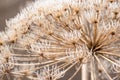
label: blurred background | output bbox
[0,0,34,31]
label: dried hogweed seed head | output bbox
[0,0,120,80]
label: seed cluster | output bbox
[0,0,120,80]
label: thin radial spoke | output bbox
[58,62,71,70]
[95,36,116,51]
[10,57,66,66]
[97,28,114,46]
[51,34,64,42]
[93,23,98,44]
[12,59,76,76]
[11,54,71,66]
[97,51,120,57]
[99,54,120,67]
[12,47,29,51]
[64,60,79,73]
[68,62,82,80]
[11,54,41,57]
[11,60,64,74]
[94,55,113,80]
[10,59,59,66]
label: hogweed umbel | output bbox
[0,0,120,80]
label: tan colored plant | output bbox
[0,0,120,80]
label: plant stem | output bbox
[81,63,88,80]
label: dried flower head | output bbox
[0,0,120,80]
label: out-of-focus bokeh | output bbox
[0,0,34,31]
